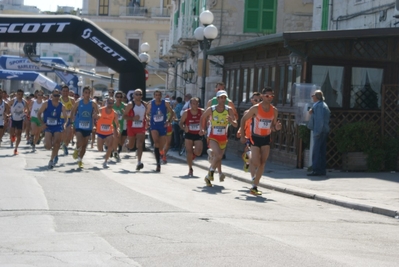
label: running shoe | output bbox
[207,148,213,164]
[13,149,18,155]
[243,163,250,172]
[103,161,109,168]
[155,165,161,172]
[219,173,225,182]
[208,169,214,181]
[188,168,193,176]
[54,155,59,165]
[204,175,212,187]
[78,159,84,168]
[62,144,68,155]
[250,187,262,196]
[72,149,78,160]
[136,163,144,171]
[48,160,54,169]
[115,153,121,162]
[32,144,36,152]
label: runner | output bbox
[70,86,99,168]
[112,91,127,162]
[24,94,33,145]
[96,97,120,168]
[161,110,174,164]
[28,89,44,152]
[124,88,147,171]
[145,90,174,172]
[60,85,75,155]
[179,97,204,176]
[206,82,239,180]
[0,89,10,147]
[236,92,262,177]
[239,87,282,195]
[200,90,238,187]
[8,89,28,155]
[37,89,68,169]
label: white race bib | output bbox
[46,118,57,126]
[189,123,200,131]
[212,126,226,135]
[101,124,111,132]
[259,119,272,129]
[154,114,164,122]
[132,120,143,128]
[79,121,90,129]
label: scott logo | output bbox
[0,22,70,33]
[81,28,126,62]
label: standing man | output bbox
[307,90,330,176]
[60,85,75,155]
[37,89,68,169]
[8,89,28,154]
[124,89,147,171]
[200,90,238,187]
[70,86,99,168]
[146,90,174,172]
[172,96,184,150]
[28,89,44,152]
[239,87,282,195]
[112,91,127,162]
[96,97,120,168]
[179,97,204,176]
[0,89,10,147]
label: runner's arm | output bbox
[179,110,187,131]
[123,103,133,120]
[37,102,48,126]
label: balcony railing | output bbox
[120,6,149,17]
[151,7,170,17]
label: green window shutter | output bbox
[181,1,185,15]
[174,10,179,26]
[321,0,329,30]
[244,0,276,33]
[53,53,58,57]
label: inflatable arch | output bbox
[0,14,146,98]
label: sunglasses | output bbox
[264,94,274,98]
[108,91,115,93]
[53,94,61,97]
[107,101,114,105]
[38,94,43,96]
[253,99,261,102]
[116,96,122,98]
[311,95,316,97]
[135,93,142,96]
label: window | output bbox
[163,0,171,7]
[350,67,383,109]
[321,0,329,31]
[312,65,344,108]
[99,0,109,16]
[128,39,139,55]
[244,0,277,34]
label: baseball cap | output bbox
[216,90,228,98]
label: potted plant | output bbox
[335,121,381,171]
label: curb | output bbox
[160,149,399,219]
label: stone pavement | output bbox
[163,145,399,219]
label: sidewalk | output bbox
[162,145,399,219]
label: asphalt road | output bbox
[0,142,398,266]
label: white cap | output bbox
[216,90,228,98]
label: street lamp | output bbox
[183,66,196,84]
[139,42,151,67]
[289,52,300,68]
[108,68,116,88]
[77,76,83,96]
[194,10,218,107]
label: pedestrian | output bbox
[239,87,282,195]
[37,89,68,169]
[96,97,120,168]
[200,90,238,187]
[124,89,147,170]
[307,90,330,176]
[8,89,28,155]
[145,90,175,172]
[172,96,184,150]
[179,97,204,176]
[70,86,100,168]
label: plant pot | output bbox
[342,152,367,171]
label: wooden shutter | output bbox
[244,0,276,33]
[321,0,329,31]
[261,0,276,34]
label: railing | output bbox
[119,6,149,17]
[151,7,170,17]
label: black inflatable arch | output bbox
[0,14,146,98]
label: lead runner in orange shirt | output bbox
[239,87,282,196]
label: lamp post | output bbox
[77,76,83,96]
[194,10,218,107]
[183,66,196,84]
[108,68,116,88]
[139,42,151,68]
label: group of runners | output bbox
[0,82,281,195]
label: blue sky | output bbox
[24,0,82,12]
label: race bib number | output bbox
[259,119,272,129]
[189,123,200,131]
[154,114,164,122]
[132,120,143,128]
[212,126,226,135]
[101,124,111,132]
[46,118,57,126]
[79,121,90,129]
[117,112,123,121]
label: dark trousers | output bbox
[312,132,328,175]
[172,123,181,148]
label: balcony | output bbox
[120,6,149,17]
[151,7,170,17]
